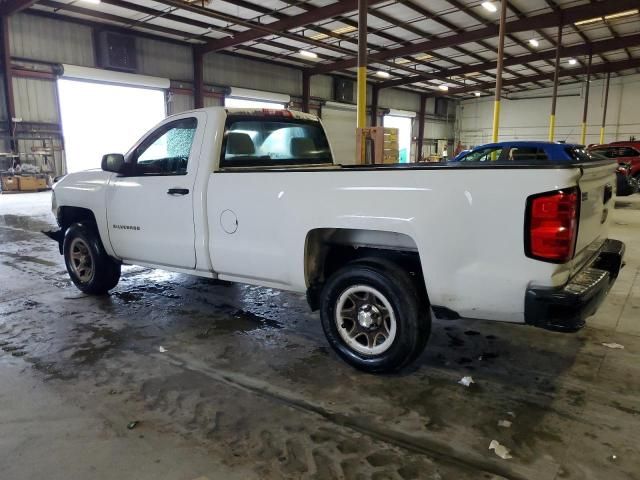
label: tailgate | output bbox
[572,161,617,275]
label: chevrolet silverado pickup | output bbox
[46,108,625,373]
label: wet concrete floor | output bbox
[1,191,639,480]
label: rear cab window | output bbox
[221,112,333,168]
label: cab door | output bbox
[105,112,206,269]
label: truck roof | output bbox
[175,106,319,122]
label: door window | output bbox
[459,146,504,162]
[618,147,640,157]
[506,147,549,161]
[130,118,197,175]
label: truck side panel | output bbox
[206,167,579,323]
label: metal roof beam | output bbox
[379,33,640,89]
[0,0,38,16]
[308,0,640,75]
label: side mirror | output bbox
[101,153,125,173]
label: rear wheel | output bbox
[320,258,430,373]
[63,223,121,294]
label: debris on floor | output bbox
[497,419,512,428]
[489,440,512,460]
[458,376,474,387]
[126,421,139,430]
[601,342,625,349]
[159,346,167,353]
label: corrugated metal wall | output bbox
[137,38,192,81]
[204,53,302,96]
[13,77,59,123]
[10,14,94,66]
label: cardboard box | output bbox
[1,176,19,191]
[17,176,48,191]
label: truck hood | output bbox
[54,169,112,193]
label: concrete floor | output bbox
[0,191,639,480]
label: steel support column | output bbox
[0,15,16,155]
[599,71,610,144]
[302,72,310,113]
[580,52,593,145]
[370,84,378,126]
[417,94,426,162]
[548,23,563,141]
[356,0,367,130]
[193,46,204,109]
[491,0,507,143]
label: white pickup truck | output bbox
[47,107,624,372]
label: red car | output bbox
[588,141,640,179]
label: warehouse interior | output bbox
[1,1,639,479]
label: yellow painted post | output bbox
[580,123,587,145]
[599,127,605,144]
[357,66,367,129]
[356,0,368,164]
[492,0,507,143]
[492,100,501,143]
[548,115,556,142]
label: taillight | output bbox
[525,188,579,263]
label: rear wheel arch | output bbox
[304,228,428,310]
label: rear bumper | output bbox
[525,239,625,332]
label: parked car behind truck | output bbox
[46,109,625,373]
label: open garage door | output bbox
[57,65,168,173]
[321,102,357,165]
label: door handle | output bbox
[167,188,189,196]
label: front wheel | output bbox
[319,258,430,373]
[63,223,121,294]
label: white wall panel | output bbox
[13,77,59,123]
[10,13,94,66]
[168,93,194,115]
[311,75,333,99]
[459,73,640,147]
[137,38,193,81]
[204,53,302,96]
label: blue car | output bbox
[450,141,593,163]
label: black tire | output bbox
[63,223,121,294]
[319,257,431,373]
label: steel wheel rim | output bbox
[335,285,397,356]
[69,238,94,284]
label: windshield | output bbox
[222,116,332,167]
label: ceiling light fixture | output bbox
[81,0,101,3]
[395,58,412,64]
[438,84,449,91]
[298,50,318,59]
[414,53,433,61]
[481,2,497,13]
[332,25,357,35]
[309,32,329,41]
[474,91,481,97]
[574,16,603,26]
[604,9,639,20]
[529,38,539,48]
[375,71,391,78]
[568,58,577,65]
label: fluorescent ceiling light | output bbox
[332,25,357,35]
[474,91,481,97]
[414,53,432,61]
[395,58,412,64]
[574,16,603,26]
[298,50,318,59]
[481,2,497,13]
[438,84,449,91]
[529,38,539,48]
[465,71,481,77]
[80,0,101,3]
[604,9,639,20]
[309,32,329,41]
[375,71,391,78]
[568,58,577,65]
